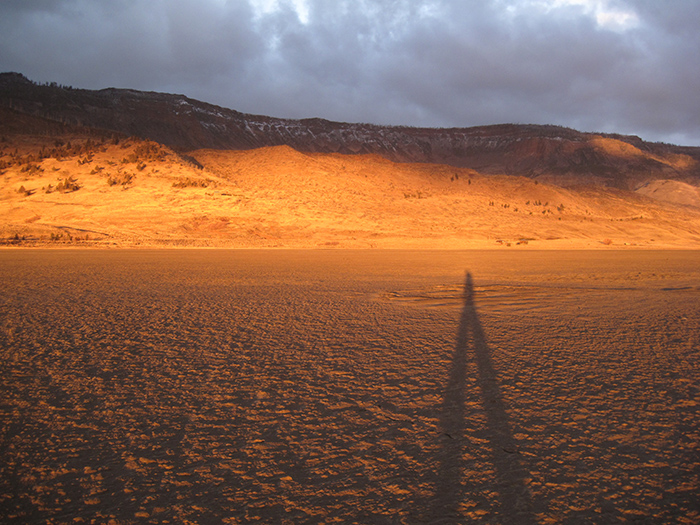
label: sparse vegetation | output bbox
[17,185,35,196]
[173,177,213,189]
[55,176,81,193]
[120,142,166,171]
[47,231,88,243]
[20,163,44,175]
[107,172,134,187]
[47,138,101,160]
[136,142,166,162]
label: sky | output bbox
[0,0,699,146]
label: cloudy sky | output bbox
[1,0,698,145]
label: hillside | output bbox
[2,72,700,191]
[2,129,700,248]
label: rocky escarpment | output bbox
[2,72,699,189]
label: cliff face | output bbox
[2,72,699,189]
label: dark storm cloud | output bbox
[0,0,262,93]
[1,0,699,145]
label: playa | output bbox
[1,249,698,523]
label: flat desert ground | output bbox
[1,249,699,524]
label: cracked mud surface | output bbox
[1,250,699,523]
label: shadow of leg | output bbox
[432,272,537,524]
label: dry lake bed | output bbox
[1,249,699,524]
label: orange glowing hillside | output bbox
[2,73,700,248]
[2,130,700,248]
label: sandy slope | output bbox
[2,135,700,248]
[636,180,700,208]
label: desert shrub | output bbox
[90,166,104,174]
[80,139,97,155]
[122,141,166,164]
[17,185,35,196]
[107,172,134,187]
[172,177,212,188]
[55,176,81,193]
[47,139,99,160]
[135,142,166,162]
[49,146,66,160]
[20,163,44,175]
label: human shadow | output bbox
[432,272,536,524]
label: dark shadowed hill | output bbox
[1,72,699,189]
